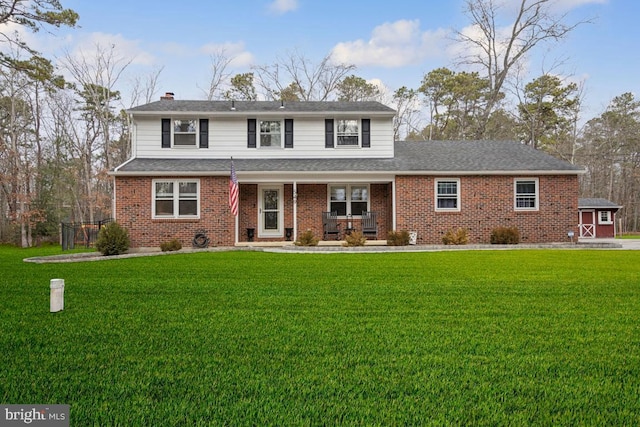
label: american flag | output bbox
[229,160,239,216]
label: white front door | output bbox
[258,185,283,237]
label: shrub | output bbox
[294,230,319,246]
[160,239,182,252]
[442,228,469,245]
[95,222,130,256]
[387,230,410,246]
[490,226,520,244]
[344,231,366,247]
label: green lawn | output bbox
[1,246,639,425]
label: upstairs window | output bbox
[173,119,197,146]
[259,120,282,148]
[337,119,359,146]
[514,179,538,211]
[161,118,208,148]
[435,179,460,211]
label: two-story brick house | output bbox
[110,96,584,248]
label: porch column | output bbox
[391,178,397,231]
[293,181,298,241]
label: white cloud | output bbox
[330,20,449,68]
[199,41,254,67]
[267,0,299,14]
[65,32,155,66]
[549,0,608,12]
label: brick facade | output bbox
[115,174,577,248]
[115,176,236,248]
[395,175,579,244]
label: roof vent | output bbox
[160,92,174,100]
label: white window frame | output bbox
[336,119,360,147]
[435,179,461,212]
[152,179,200,219]
[514,178,539,211]
[259,119,283,148]
[328,184,370,217]
[598,210,613,224]
[172,119,198,147]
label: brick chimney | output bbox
[160,92,175,100]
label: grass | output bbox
[1,245,639,425]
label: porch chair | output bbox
[361,211,378,240]
[322,211,341,240]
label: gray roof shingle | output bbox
[114,141,584,175]
[578,198,622,208]
[127,100,396,115]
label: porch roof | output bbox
[579,198,622,209]
[112,141,585,176]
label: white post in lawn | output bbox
[50,279,65,312]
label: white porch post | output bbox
[293,181,298,241]
[235,209,239,245]
[392,178,397,231]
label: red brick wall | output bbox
[395,175,578,244]
[116,174,577,247]
[115,176,235,248]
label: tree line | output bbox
[1,0,637,247]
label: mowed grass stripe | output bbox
[1,247,638,425]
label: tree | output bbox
[252,50,355,101]
[58,44,132,223]
[517,74,578,152]
[456,0,588,138]
[392,86,422,141]
[418,67,494,140]
[336,75,381,102]
[578,93,640,231]
[199,49,233,101]
[0,1,78,80]
[224,72,257,101]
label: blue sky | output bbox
[20,0,639,119]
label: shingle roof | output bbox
[578,198,622,209]
[127,100,396,115]
[114,141,584,175]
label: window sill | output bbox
[152,217,201,221]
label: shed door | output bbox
[579,210,595,238]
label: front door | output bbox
[258,185,283,238]
[579,210,595,238]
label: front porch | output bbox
[236,182,393,244]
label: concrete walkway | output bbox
[24,238,638,263]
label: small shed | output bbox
[578,198,623,238]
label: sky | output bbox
[14,0,640,120]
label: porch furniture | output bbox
[322,211,341,240]
[361,211,378,239]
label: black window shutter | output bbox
[361,119,370,148]
[325,119,334,148]
[161,118,171,148]
[248,119,257,148]
[199,119,209,149]
[284,119,294,148]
